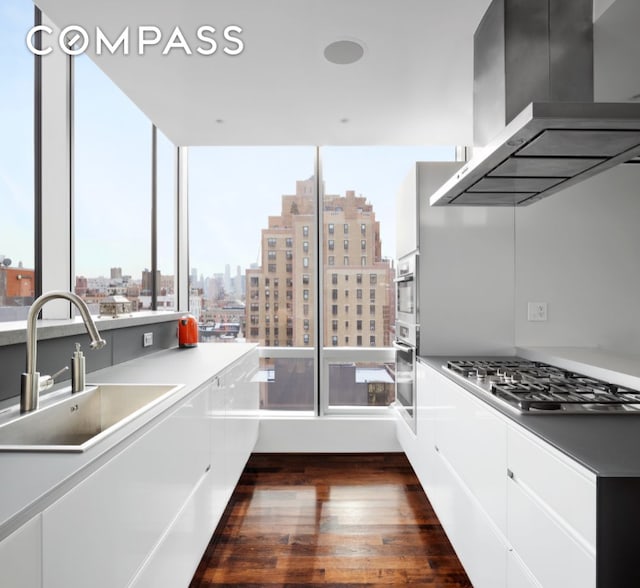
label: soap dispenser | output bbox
[71,342,86,393]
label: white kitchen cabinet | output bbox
[42,383,211,588]
[507,425,596,588]
[397,361,508,588]
[433,367,507,535]
[129,469,215,588]
[133,349,259,588]
[435,447,507,588]
[223,352,259,490]
[396,361,440,506]
[40,347,260,588]
[0,515,42,588]
[208,374,229,527]
[429,366,508,588]
[398,362,601,588]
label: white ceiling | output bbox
[35,0,493,147]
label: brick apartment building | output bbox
[246,178,395,349]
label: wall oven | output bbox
[394,339,416,432]
[394,252,418,433]
[396,253,417,329]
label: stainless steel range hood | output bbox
[430,0,640,207]
[430,101,640,206]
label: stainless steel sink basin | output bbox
[0,383,183,452]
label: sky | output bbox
[0,1,34,269]
[1,1,453,281]
[189,145,454,280]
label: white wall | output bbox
[417,163,516,356]
[514,164,640,354]
[255,417,401,453]
[511,0,640,355]
[594,0,640,101]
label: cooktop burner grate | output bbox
[444,358,640,414]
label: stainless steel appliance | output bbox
[430,0,640,207]
[395,253,418,343]
[443,358,640,414]
[394,253,418,432]
[394,340,416,431]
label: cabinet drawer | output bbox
[508,471,595,588]
[435,372,507,535]
[508,426,596,549]
[43,386,211,588]
[436,450,507,588]
[0,515,42,588]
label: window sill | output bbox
[0,311,183,347]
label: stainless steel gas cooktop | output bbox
[443,358,640,414]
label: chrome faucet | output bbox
[21,290,107,413]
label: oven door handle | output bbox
[393,274,414,283]
[393,341,415,354]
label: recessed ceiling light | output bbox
[324,40,364,65]
[215,119,224,124]
[340,118,350,124]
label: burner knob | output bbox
[476,368,487,380]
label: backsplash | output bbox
[514,164,640,355]
[0,321,177,404]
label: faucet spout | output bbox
[21,291,107,413]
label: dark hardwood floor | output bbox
[190,453,472,587]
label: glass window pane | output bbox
[258,357,314,410]
[328,361,395,406]
[189,146,316,411]
[322,145,454,408]
[156,129,175,310]
[0,2,34,320]
[74,54,151,313]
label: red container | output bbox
[178,315,198,347]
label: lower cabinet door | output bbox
[435,450,507,588]
[224,352,259,489]
[42,386,210,588]
[507,475,595,588]
[0,515,42,588]
[129,471,213,588]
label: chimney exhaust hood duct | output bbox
[430,0,640,207]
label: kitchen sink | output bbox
[0,383,183,452]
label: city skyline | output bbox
[2,7,455,280]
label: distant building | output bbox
[0,266,35,308]
[141,269,160,296]
[245,177,394,348]
[75,275,88,297]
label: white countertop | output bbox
[0,342,256,540]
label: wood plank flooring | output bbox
[190,453,472,587]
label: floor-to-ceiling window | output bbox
[73,54,152,314]
[0,2,35,320]
[320,146,455,412]
[189,146,317,411]
[188,145,455,414]
[156,129,176,310]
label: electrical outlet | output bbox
[143,332,153,347]
[527,302,548,322]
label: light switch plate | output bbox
[527,302,547,322]
[143,332,153,347]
